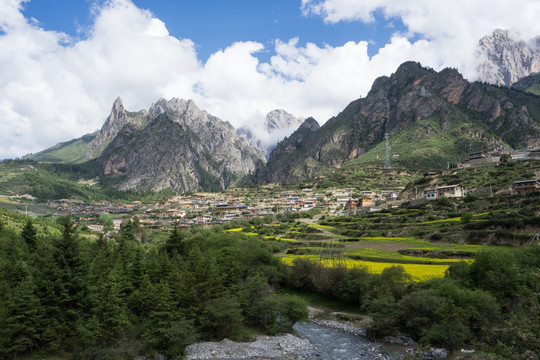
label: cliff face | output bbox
[87,97,149,158]
[252,61,540,184]
[98,98,265,193]
[477,29,540,86]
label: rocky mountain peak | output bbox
[477,29,540,86]
[297,117,320,132]
[237,109,305,158]
[251,61,540,184]
[98,98,265,193]
[264,109,305,133]
[87,97,149,156]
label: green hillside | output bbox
[345,116,502,171]
[0,159,171,203]
[25,132,97,164]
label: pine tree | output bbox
[0,275,42,358]
[93,271,128,343]
[164,224,185,257]
[21,219,37,251]
[52,217,89,345]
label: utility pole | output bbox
[385,133,391,169]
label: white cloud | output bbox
[301,0,540,78]
[1,0,539,158]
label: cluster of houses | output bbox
[421,179,540,201]
[74,187,405,232]
[47,199,144,216]
[44,146,540,232]
[465,147,540,166]
[421,147,540,199]
[54,172,540,233]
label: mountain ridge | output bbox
[250,61,540,184]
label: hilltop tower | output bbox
[384,133,391,169]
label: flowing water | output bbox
[293,322,396,360]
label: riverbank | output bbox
[184,333,316,360]
[184,309,394,360]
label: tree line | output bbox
[0,215,307,359]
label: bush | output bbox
[460,212,473,223]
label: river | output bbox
[293,321,396,360]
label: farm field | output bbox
[223,186,540,282]
[223,220,491,281]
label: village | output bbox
[46,171,540,234]
[40,146,540,233]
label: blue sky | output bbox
[1,0,540,158]
[22,0,406,61]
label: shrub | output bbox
[460,212,473,223]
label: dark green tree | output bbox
[143,281,196,357]
[21,219,37,251]
[239,273,279,333]
[164,224,185,257]
[93,271,128,343]
[51,216,89,346]
[201,295,244,340]
[0,275,42,359]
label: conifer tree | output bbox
[0,275,42,358]
[52,216,89,343]
[21,219,37,251]
[165,224,185,257]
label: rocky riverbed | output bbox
[184,333,317,360]
[184,319,394,360]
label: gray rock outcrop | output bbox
[98,98,265,193]
[477,29,540,86]
[87,97,149,157]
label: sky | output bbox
[1,0,540,159]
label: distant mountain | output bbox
[251,61,540,184]
[237,109,304,158]
[477,29,540,86]
[97,98,265,193]
[252,117,322,183]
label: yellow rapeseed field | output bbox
[279,254,449,281]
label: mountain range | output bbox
[25,60,540,193]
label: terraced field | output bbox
[224,219,489,281]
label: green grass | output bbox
[0,159,176,203]
[343,116,500,171]
[26,133,97,164]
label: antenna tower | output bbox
[384,133,391,169]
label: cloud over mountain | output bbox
[1,0,539,158]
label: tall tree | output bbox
[21,219,37,251]
[52,216,89,344]
[0,275,42,358]
[164,224,185,257]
